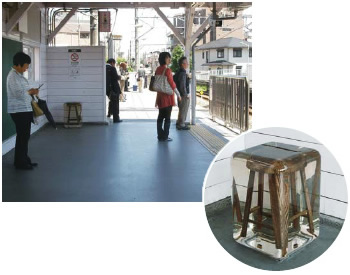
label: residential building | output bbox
[195,36,252,79]
[53,13,91,46]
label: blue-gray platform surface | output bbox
[206,202,343,271]
[2,120,214,202]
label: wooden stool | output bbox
[66,102,82,126]
[232,142,321,257]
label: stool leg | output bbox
[290,172,300,229]
[68,105,71,124]
[257,172,264,229]
[269,173,290,257]
[300,169,315,234]
[75,105,79,123]
[232,177,242,223]
[240,170,255,237]
[311,159,321,214]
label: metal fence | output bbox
[209,76,250,132]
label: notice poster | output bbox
[68,49,81,79]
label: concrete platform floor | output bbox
[2,120,214,202]
[206,204,343,271]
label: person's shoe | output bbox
[30,162,38,167]
[114,119,123,123]
[179,126,190,130]
[107,115,111,118]
[158,137,172,142]
[15,164,33,170]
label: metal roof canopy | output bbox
[42,2,251,9]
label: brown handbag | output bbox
[149,75,156,91]
[31,95,44,117]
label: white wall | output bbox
[46,46,106,123]
[204,128,348,220]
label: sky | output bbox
[109,8,185,57]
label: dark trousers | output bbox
[157,106,172,140]
[10,112,33,166]
[108,98,120,122]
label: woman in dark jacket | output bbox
[155,52,181,142]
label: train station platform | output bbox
[2,90,234,202]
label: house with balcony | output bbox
[195,36,252,81]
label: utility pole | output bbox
[135,8,139,71]
[129,40,132,64]
[90,9,96,46]
[210,2,217,41]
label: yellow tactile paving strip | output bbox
[189,124,228,155]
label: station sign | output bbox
[98,11,111,32]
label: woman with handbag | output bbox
[7,52,39,170]
[119,62,128,102]
[155,52,181,142]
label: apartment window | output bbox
[200,17,206,24]
[236,66,242,76]
[202,52,205,59]
[80,32,89,39]
[217,67,223,75]
[205,51,209,63]
[233,48,242,57]
[217,49,224,58]
[249,48,252,57]
[193,17,199,25]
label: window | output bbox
[205,51,209,63]
[193,17,199,25]
[80,32,90,39]
[217,49,224,58]
[249,48,252,57]
[200,17,206,24]
[233,48,242,57]
[217,67,223,75]
[236,66,242,76]
[23,46,34,81]
[202,52,205,59]
[23,45,40,82]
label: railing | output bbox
[196,69,250,82]
[209,76,250,132]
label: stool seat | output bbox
[232,142,321,259]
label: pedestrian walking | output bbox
[136,64,146,92]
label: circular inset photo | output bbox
[203,127,347,270]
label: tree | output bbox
[170,45,192,72]
[170,45,184,72]
[117,57,127,65]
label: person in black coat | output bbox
[106,58,122,123]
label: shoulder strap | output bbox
[162,67,167,76]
